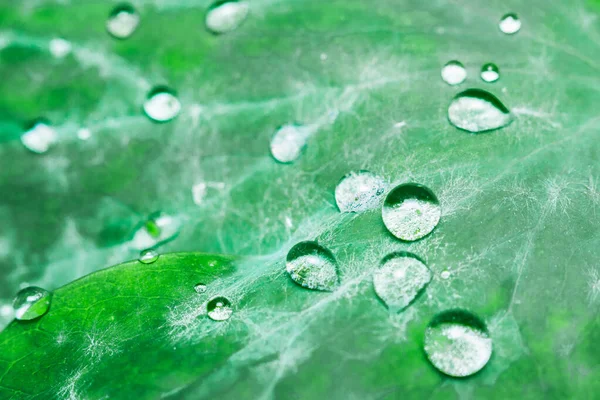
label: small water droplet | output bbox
[382,183,441,241]
[448,88,513,133]
[131,211,182,250]
[143,86,181,123]
[139,249,159,264]
[286,241,339,291]
[270,124,311,163]
[194,283,207,294]
[21,119,57,154]
[440,270,451,280]
[49,38,72,58]
[13,286,52,321]
[373,252,432,312]
[207,296,233,321]
[499,13,521,35]
[481,63,500,83]
[205,0,249,34]
[441,60,466,86]
[424,309,493,377]
[335,171,387,213]
[106,4,140,39]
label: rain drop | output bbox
[270,124,312,163]
[447,88,513,133]
[21,119,57,154]
[424,309,493,377]
[131,211,182,250]
[139,249,159,264]
[440,270,451,280]
[499,13,521,35]
[382,183,441,241]
[481,63,500,83]
[194,283,207,294]
[286,241,339,291]
[335,171,387,213]
[106,4,140,39]
[441,61,466,86]
[205,0,249,34]
[207,296,233,321]
[373,252,432,312]
[13,286,52,321]
[143,86,181,123]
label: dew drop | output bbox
[499,13,521,35]
[447,88,513,133]
[21,119,57,154]
[481,63,500,83]
[143,86,181,123]
[286,241,339,291]
[207,296,233,321]
[13,286,52,321]
[424,309,493,377]
[205,0,249,34]
[440,270,451,280]
[194,283,207,294]
[106,4,140,39]
[335,171,387,213]
[131,211,182,250]
[373,252,432,312]
[382,183,441,241]
[441,60,466,86]
[270,124,311,163]
[139,249,159,264]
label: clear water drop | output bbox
[270,124,312,163]
[139,249,159,264]
[424,309,493,377]
[21,119,57,154]
[106,4,140,39]
[207,296,233,321]
[382,183,441,241]
[441,60,466,86]
[373,252,432,312]
[131,211,182,250]
[194,283,207,294]
[440,270,451,280]
[481,63,500,83]
[143,87,181,123]
[499,13,521,35]
[335,171,387,213]
[447,88,513,133]
[286,241,339,291]
[13,286,52,321]
[205,0,249,34]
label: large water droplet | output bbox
[286,241,339,291]
[373,252,432,312]
[131,211,182,250]
[447,88,513,133]
[335,171,387,213]
[13,286,52,321]
[424,309,493,377]
[205,0,249,34]
[382,183,441,241]
[139,249,159,264]
[499,13,521,35]
[207,296,233,321]
[441,61,466,86]
[106,4,140,39]
[21,120,57,154]
[143,86,181,122]
[481,63,500,83]
[270,124,312,163]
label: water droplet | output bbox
[373,252,432,312]
[139,249,159,264]
[194,283,207,294]
[335,171,387,213]
[13,286,52,321]
[286,241,339,291]
[49,38,72,59]
[424,309,493,377]
[270,124,312,163]
[481,63,500,83]
[21,119,57,154]
[205,0,249,34]
[441,61,466,86]
[382,183,441,241]
[106,4,140,39]
[447,88,513,133]
[440,270,451,280]
[499,13,521,35]
[131,211,182,250]
[143,86,181,123]
[207,296,233,321]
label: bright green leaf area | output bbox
[0,0,599,398]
